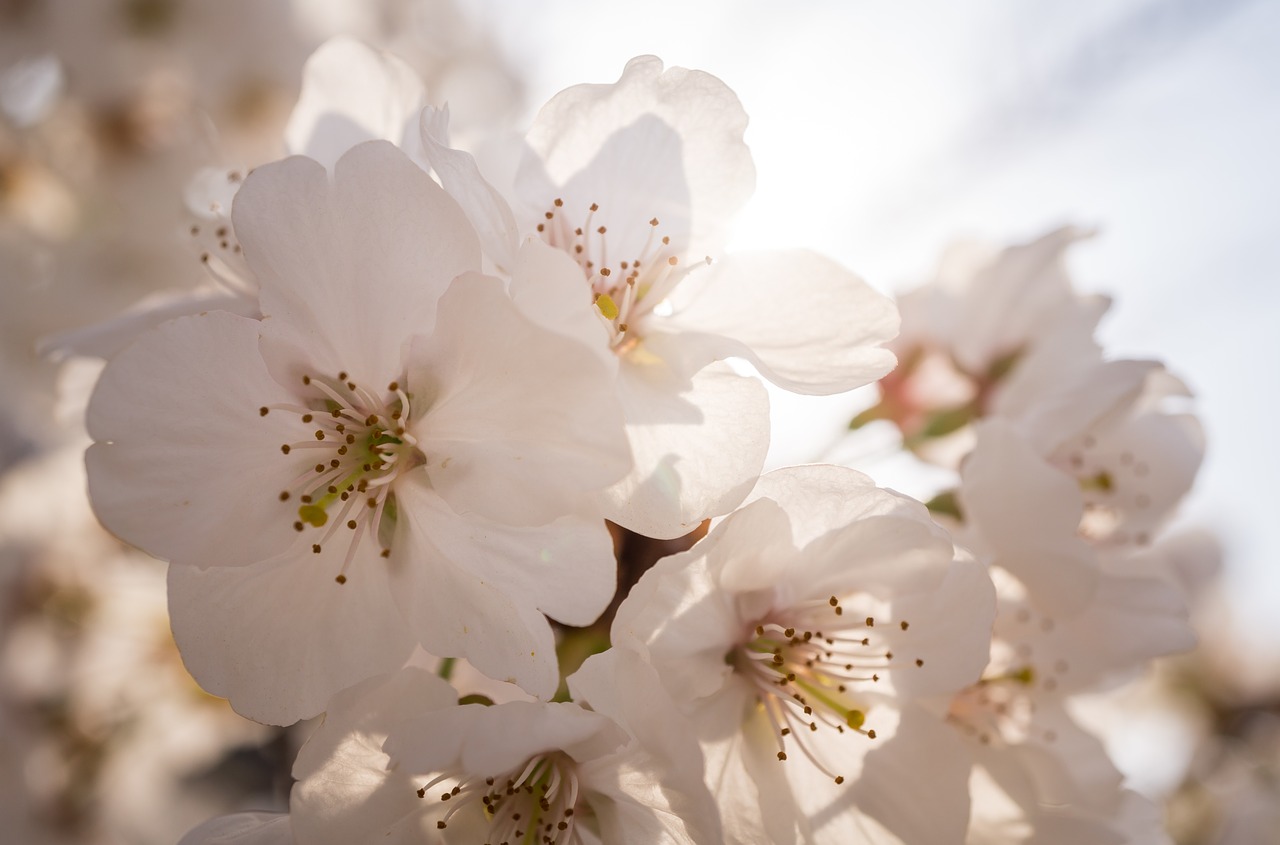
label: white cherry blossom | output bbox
[611,465,996,844]
[85,140,630,722]
[856,227,1107,463]
[421,57,899,538]
[951,562,1193,844]
[180,662,721,845]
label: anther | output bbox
[259,406,269,416]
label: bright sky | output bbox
[469,0,1280,662]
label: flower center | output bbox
[730,596,924,784]
[1055,433,1156,548]
[536,198,693,353]
[948,597,1069,748]
[946,667,1044,748]
[420,752,582,844]
[189,169,256,299]
[261,371,424,584]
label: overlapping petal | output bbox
[234,140,479,388]
[85,312,300,569]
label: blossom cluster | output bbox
[60,37,1207,845]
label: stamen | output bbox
[270,370,421,583]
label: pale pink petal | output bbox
[881,557,997,697]
[835,704,973,844]
[385,700,617,778]
[419,105,519,270]
[746,464,927,549]
[787,514,956,601]
[507,237,614,363]
[961,421,1099,615]
[533,114,693,263]
[697,688,780,845]
[519,55,755,257]
[409,273,628,526]
[284,37,424,171]
[665,250,899,394]
[706,498,802,594]
[291,669,454,845]
[602,360,769,539]
[571,651,725,845]
[168,543,417,725]
[234,141,479,388]
[391,475,614,698]
[947,226,1093,374]
[1018,359,1160,456]
[996,570,1194,690]
[610,546,742,702]
[85,312,299,569]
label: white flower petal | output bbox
[386,700,617,778]
[666,250,899,394]
[1019,359,1161,456]
[611,546,741,702]
[961,421,1099,615]
[410,273,629,526]
[519,55,755,258]
[291,669,454,845]
[835,704,974,844]
[419,105,519,270]
[85,312,299,569]
[945,226,1094,375]
[880,557,997,697]
[707,498,802,594]
[746,464,927,549]
[789,514,956,602]
[571,651,725,844]
[602,360,769,539]
[507,237,614,363]
[284,37,424,171]
[234,141,479,388]
[168,545,417,725]
[391,475,614,698]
